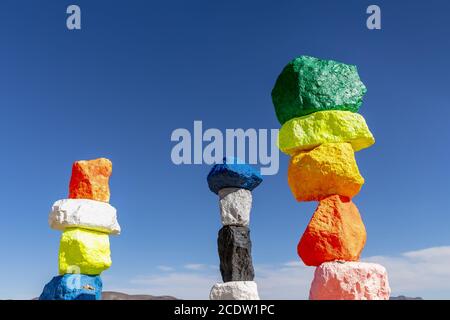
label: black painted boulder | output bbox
[218,226,254,282]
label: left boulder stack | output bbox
[40,158,120,300]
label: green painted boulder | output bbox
[271,56,367,124]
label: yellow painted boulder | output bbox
[278,110,375,155]
[58,228,112,275]
[288,143,364,201]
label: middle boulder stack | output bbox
[207,157,263,300]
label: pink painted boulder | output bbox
[309,261,391,300]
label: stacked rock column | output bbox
[271,56,391,300]
[207,157,263,300]
[40,158,120,300]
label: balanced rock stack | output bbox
[40,158,120,300]
[271,56,391,300]
[207,157,263,300]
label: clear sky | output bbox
[1,0,450,299]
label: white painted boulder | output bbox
[209,281,260,300]
[309,261,391,300]
[218,188,252,226]
[49,199,121,235]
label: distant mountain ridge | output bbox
[102,291,178,300]
[34,291,422,300]
[102,292,423,300]
[390,295,423,300]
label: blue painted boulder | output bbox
[39,274,103,300]
[207,157,263,194]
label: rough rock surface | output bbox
[219,188,252,226]
[59,228,112,275]
[69,158,112,202]
[39,274,102,300]
[218,226,254,282]
[49,198,121,235]
[271,55,367,125]
[210,281,260,300]
[309,261,391,300]
[298,195,366,266]
[278,110,375,155]
[288,143,364,201]
[207,157,262,194]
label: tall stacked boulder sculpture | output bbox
[271,56,391,300]
[40,158,120,300]
[208,157,262,300]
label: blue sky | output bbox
[0,0,450,299]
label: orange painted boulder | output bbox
[69,158,112,203]
[298,195,366,266]
[288,143,364,202]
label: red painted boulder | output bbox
[69,158,112,203]
[309,261,391,300]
